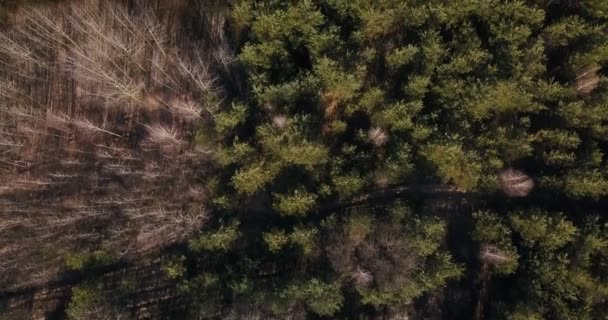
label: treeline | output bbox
[1,0,608,319]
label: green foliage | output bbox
[386,45,419,69]
[473,211,519,274]
[232,162,279,195]
[533,129,581,167]
[231,1,253,34]
[544,16,592,47]
[507,306,544,320]
[472,211,512,244]
[324,204,463,309]
[407,217,447,257]
[405,75,431,100]
[374,101,422,131]
[189,221,240,252]
[263,229,290,252]
[239,1,329,76]
[465,82,543,121]
[290,226,318,256]
[497,211,608,319]
[315,57,362,103]
[162,255,186,280]
[378,144,414,184]
[563,170,608,199]
[66,284,104,320]
[65,250,117,272]
[282,278,343,316]
[422,142,481,190]
[420,252,464,290]
[214,138,255,167]
[66,281,129,320]
[510,210,577,250]
[264,226,318,255]
[277,142,329,168]
[214,103,247,136]
[332,173,366,199]
[357,252,463,307]
[272,190,317,216]
[23,0,608,318]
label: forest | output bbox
[0,0,608,319]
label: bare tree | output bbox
[498,168,534,197]
[368,127,389,147]
[479,245,512,265]
[73,117,121,137]
[145,124,182,146]
[575,65,601,95]
[175,50,218,95]
[214,44,237,70]
[272,114,288,129]
[350,266,374,287]
[168,96,204,122]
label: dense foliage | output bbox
[2,0,608,319]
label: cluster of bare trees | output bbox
[0,0,233,291]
